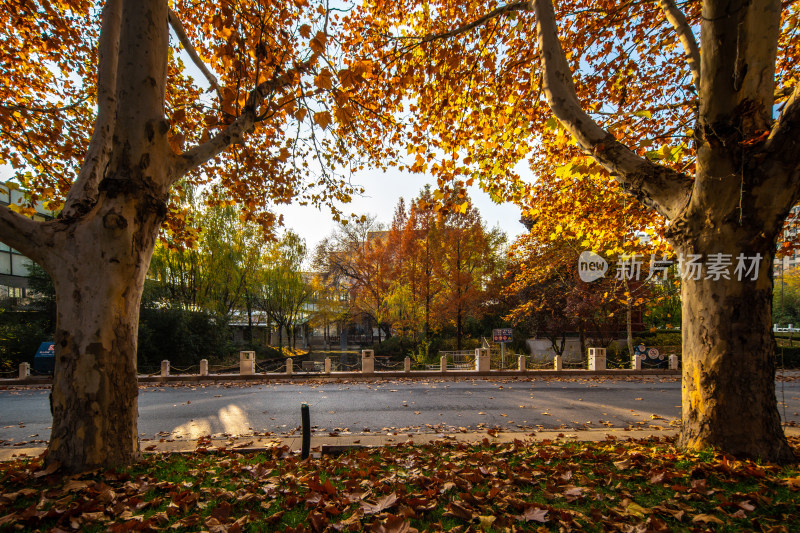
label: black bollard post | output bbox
[301,402,310,459]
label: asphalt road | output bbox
[1,376,798,447]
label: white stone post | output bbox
[518,355,526,371]
[475,348,491,372]
[18,362,30,379]
[286,358,293,375]
[160,360,170,377]
[632,354,642,370]
[362,349,375,374]
[440,355,448,372]
[588,348,607,371]
[404,356,411,372]
[554,355,562,371]
[669,354,679,370]
[239,350,255,375]
[199,359,208,376]
[324,357,331,373]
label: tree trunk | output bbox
[676,229,794,461]
[47,191,166,472]
[43,0,172,473]
[246,294,253,343]
[456,306,463,351]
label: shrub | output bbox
[137,307,232,369]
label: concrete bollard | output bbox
[404,356,411,372]
[18,362,30,379]
[286,357,293,375]
[669,354,679,370]
[475,348,491,372]
[324,357,331,373]
[518,355,526,372]
[361,350,375,374]
[199,359,208,376]
[588,348,607,371]
[440,355,448,372]
[160,360,170,378]
[632,354,642,370]
[554,355,562,371]
[239,351,255,376]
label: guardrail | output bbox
[3,348,681,384]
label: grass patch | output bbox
[1,436,799,532]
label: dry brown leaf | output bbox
[360,492,399,515]
[515,506,549,523]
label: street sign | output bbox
[492,328,513,343]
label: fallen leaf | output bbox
[515,506,549,523]
[692,514,725,525]
[361,492,399,515]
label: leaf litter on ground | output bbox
[0,435,799,532]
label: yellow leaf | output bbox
[692,514,725,525]
[313,111,331,129]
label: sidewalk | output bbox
[4,427,800,462]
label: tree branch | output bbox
[658,0,700,89]
[0,204,49,264]
[417,1,531,44]
[168,9,223,103]
[173,59,315,179]
[532,0,693,220]
[0,97,90,115]
[764,83,800,198]
[61,0,122,219]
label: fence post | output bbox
[239,351,255,375]
[588,348,607,371]
[518,355,526,372]
[554,355,562,371]
[361,350,375,374]
[632,353,642,370]
[160,360,170,378]
[475,348,490,372]
[199,359,208,376]
[324,357,331,373]
[669,354,679,370]
[440,355,448,372]
[404,356,411,372]
[18,362,30,379]
[286,358,293,375]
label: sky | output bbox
[0,162,527,255]
[275,166,527,253]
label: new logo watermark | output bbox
[578,252,763,282]
[578,251,609,282]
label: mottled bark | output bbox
[676,229,793,462]
[48,191,167,471]
[533,0,800,462]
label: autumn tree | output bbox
[400,187,445,339]
[343,0,799,461]
[313,215,396,340]
[0,0,364,472]
[256,231,313,351]
[435,195,504,349]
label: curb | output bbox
[4,427,799,462]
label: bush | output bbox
[776,346,800,369]
[371,335,416,359]
[0,310,51,372]
[137,307,232,370]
